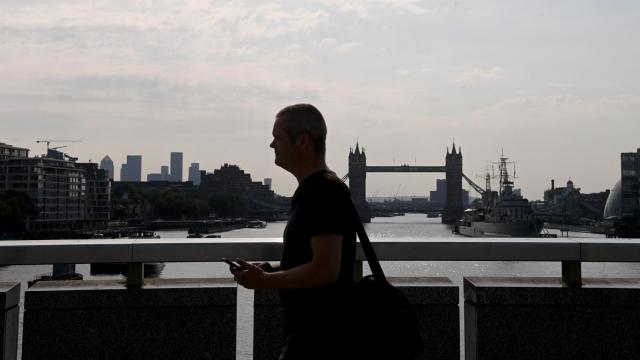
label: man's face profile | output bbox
[270,116,296,170]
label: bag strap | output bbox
[349,201,387,282]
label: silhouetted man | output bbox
[233,104,357,360]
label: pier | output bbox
[1,238,640,359]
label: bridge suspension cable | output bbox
[462,173,486,196]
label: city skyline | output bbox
[2,1,639,198]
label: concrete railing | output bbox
[3,238,640,360]
[2,237,640,284]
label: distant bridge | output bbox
[343,143,488,223]
[366,166,447,173]
[347,142,464,224]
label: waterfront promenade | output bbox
[2,235,640,359]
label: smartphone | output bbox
[221,258,241,271]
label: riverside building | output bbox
[621,148,640,217]
[200,163,274,201]
[0,142,29,159]
[0,143,110,232]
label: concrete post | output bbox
[393,277,460,360]
[23,278,237,360]
[464,276,640,360]
[0,283,19,360]
[253,288,284,360]
[253,277,459,360]
[125,262,144,288]
[353,260,363,281]
[561,261,581,286]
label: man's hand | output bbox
[253,262,276,272]
[234,258,268,289]
[233,235,342,290]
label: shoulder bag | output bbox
[350,203,424,360]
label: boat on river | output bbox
[455,153,543,237]
[246,220,267,228]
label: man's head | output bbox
[270,104,327,173]
[276,104,326,154]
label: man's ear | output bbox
[296,132,311,150]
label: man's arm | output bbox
[234,234,342,289]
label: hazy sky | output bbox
[2,0,639,200]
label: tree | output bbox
[208,194,251,218]
[154,189,209,220]
[0,191,38,234]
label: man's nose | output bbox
[269,140,275,148]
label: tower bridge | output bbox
[366,165,446,172]
[347,142,464,224]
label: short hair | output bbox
[276,104,327,154]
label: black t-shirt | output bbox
[280,169,357,335]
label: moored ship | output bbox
[455,152,543,237]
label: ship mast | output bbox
[492,149,517,196]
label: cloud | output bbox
[312,38,361,54]
[313,38,339,48]
[455,67,505,83]
[319,0,439,17]
[465,93,640,128]
[334,42,362,53]
[236,4,330,39]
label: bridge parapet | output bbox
[3,238,640,360]
[3,238,640,285]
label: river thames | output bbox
[2,214,639,360]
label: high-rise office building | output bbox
[430,179,447,205]
[621,149,640,217]
[100,155,114,180]
[263,178,272,191]
[188,163,201,185]
[170,152,183,182]
[121,155,142,182]
[161,166,169,181]
[430,178,469,208]
[120,164,128,181]
[147,165,170,182]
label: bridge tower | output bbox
[443,143,464,224]
[349,143,371,223]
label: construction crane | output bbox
[36,140,82,161]
[393,184,402,200]
[36,140,82,150]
